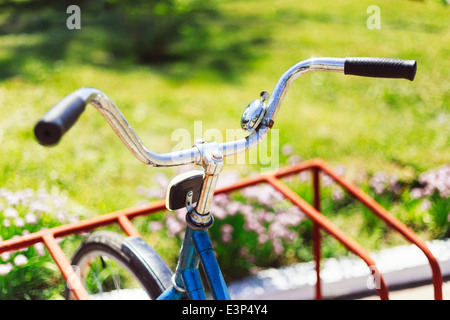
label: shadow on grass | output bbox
[0,0,270,84]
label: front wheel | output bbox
[65,231,173,300]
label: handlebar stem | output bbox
[191,140,224,225]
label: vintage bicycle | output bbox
[34,57,417,300]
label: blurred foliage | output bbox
[0,0,268,81]
[0,187,89,299]
[0,0,215,61]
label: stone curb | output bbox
[228,238,450,300]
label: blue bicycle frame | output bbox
[157,225,230,300]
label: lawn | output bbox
[0,0,448,298]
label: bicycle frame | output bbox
[157,225,230,300]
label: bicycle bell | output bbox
[240,91,270,132]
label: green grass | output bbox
[2,0,448,209]
[0,0,448,290]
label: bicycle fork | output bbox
[157,226,230,300]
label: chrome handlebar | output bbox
[35,58,350,167]
[35,57,417,167]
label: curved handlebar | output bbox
[35,87,200,167]
[221,57,416,157]
[34,57,416,168]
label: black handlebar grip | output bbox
[344,57,417,81]
[34,92,87,146]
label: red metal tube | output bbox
[315,159,443,300]
[0,158,442,300]
[42,233,90,300]
[118,215,141,237]
[312,167,322,300]
[0,200,166,254]
[264,174,390,300]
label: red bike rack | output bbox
[0,158,443,300]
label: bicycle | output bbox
[34,57,417,300]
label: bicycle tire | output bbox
[65,231,173,300]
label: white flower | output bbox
[14,254,28,266]
[212,193,229,207]
[4,194,19,206]
[14,217,25,228]
[321,173,334,187]
[332,188,344,201]
[221,224,233,234]
[0,263,13,275]
[3,219,11,227]
[288,154,302,166]
[281,143,294,156]
[335,165,347,176]
[298,170,310,182]
[34,243,46,256]
[410,188,423,199]
[4,207,18,219]
[225,201,241,216]
[25,212,38,225]
[148,221,163,232]
[165,215,184,236]
[154,172,169,189]
[29,200,49,213]
[420,199,431,211]
[1,251,11,262]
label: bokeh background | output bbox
[0,0,448,299]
